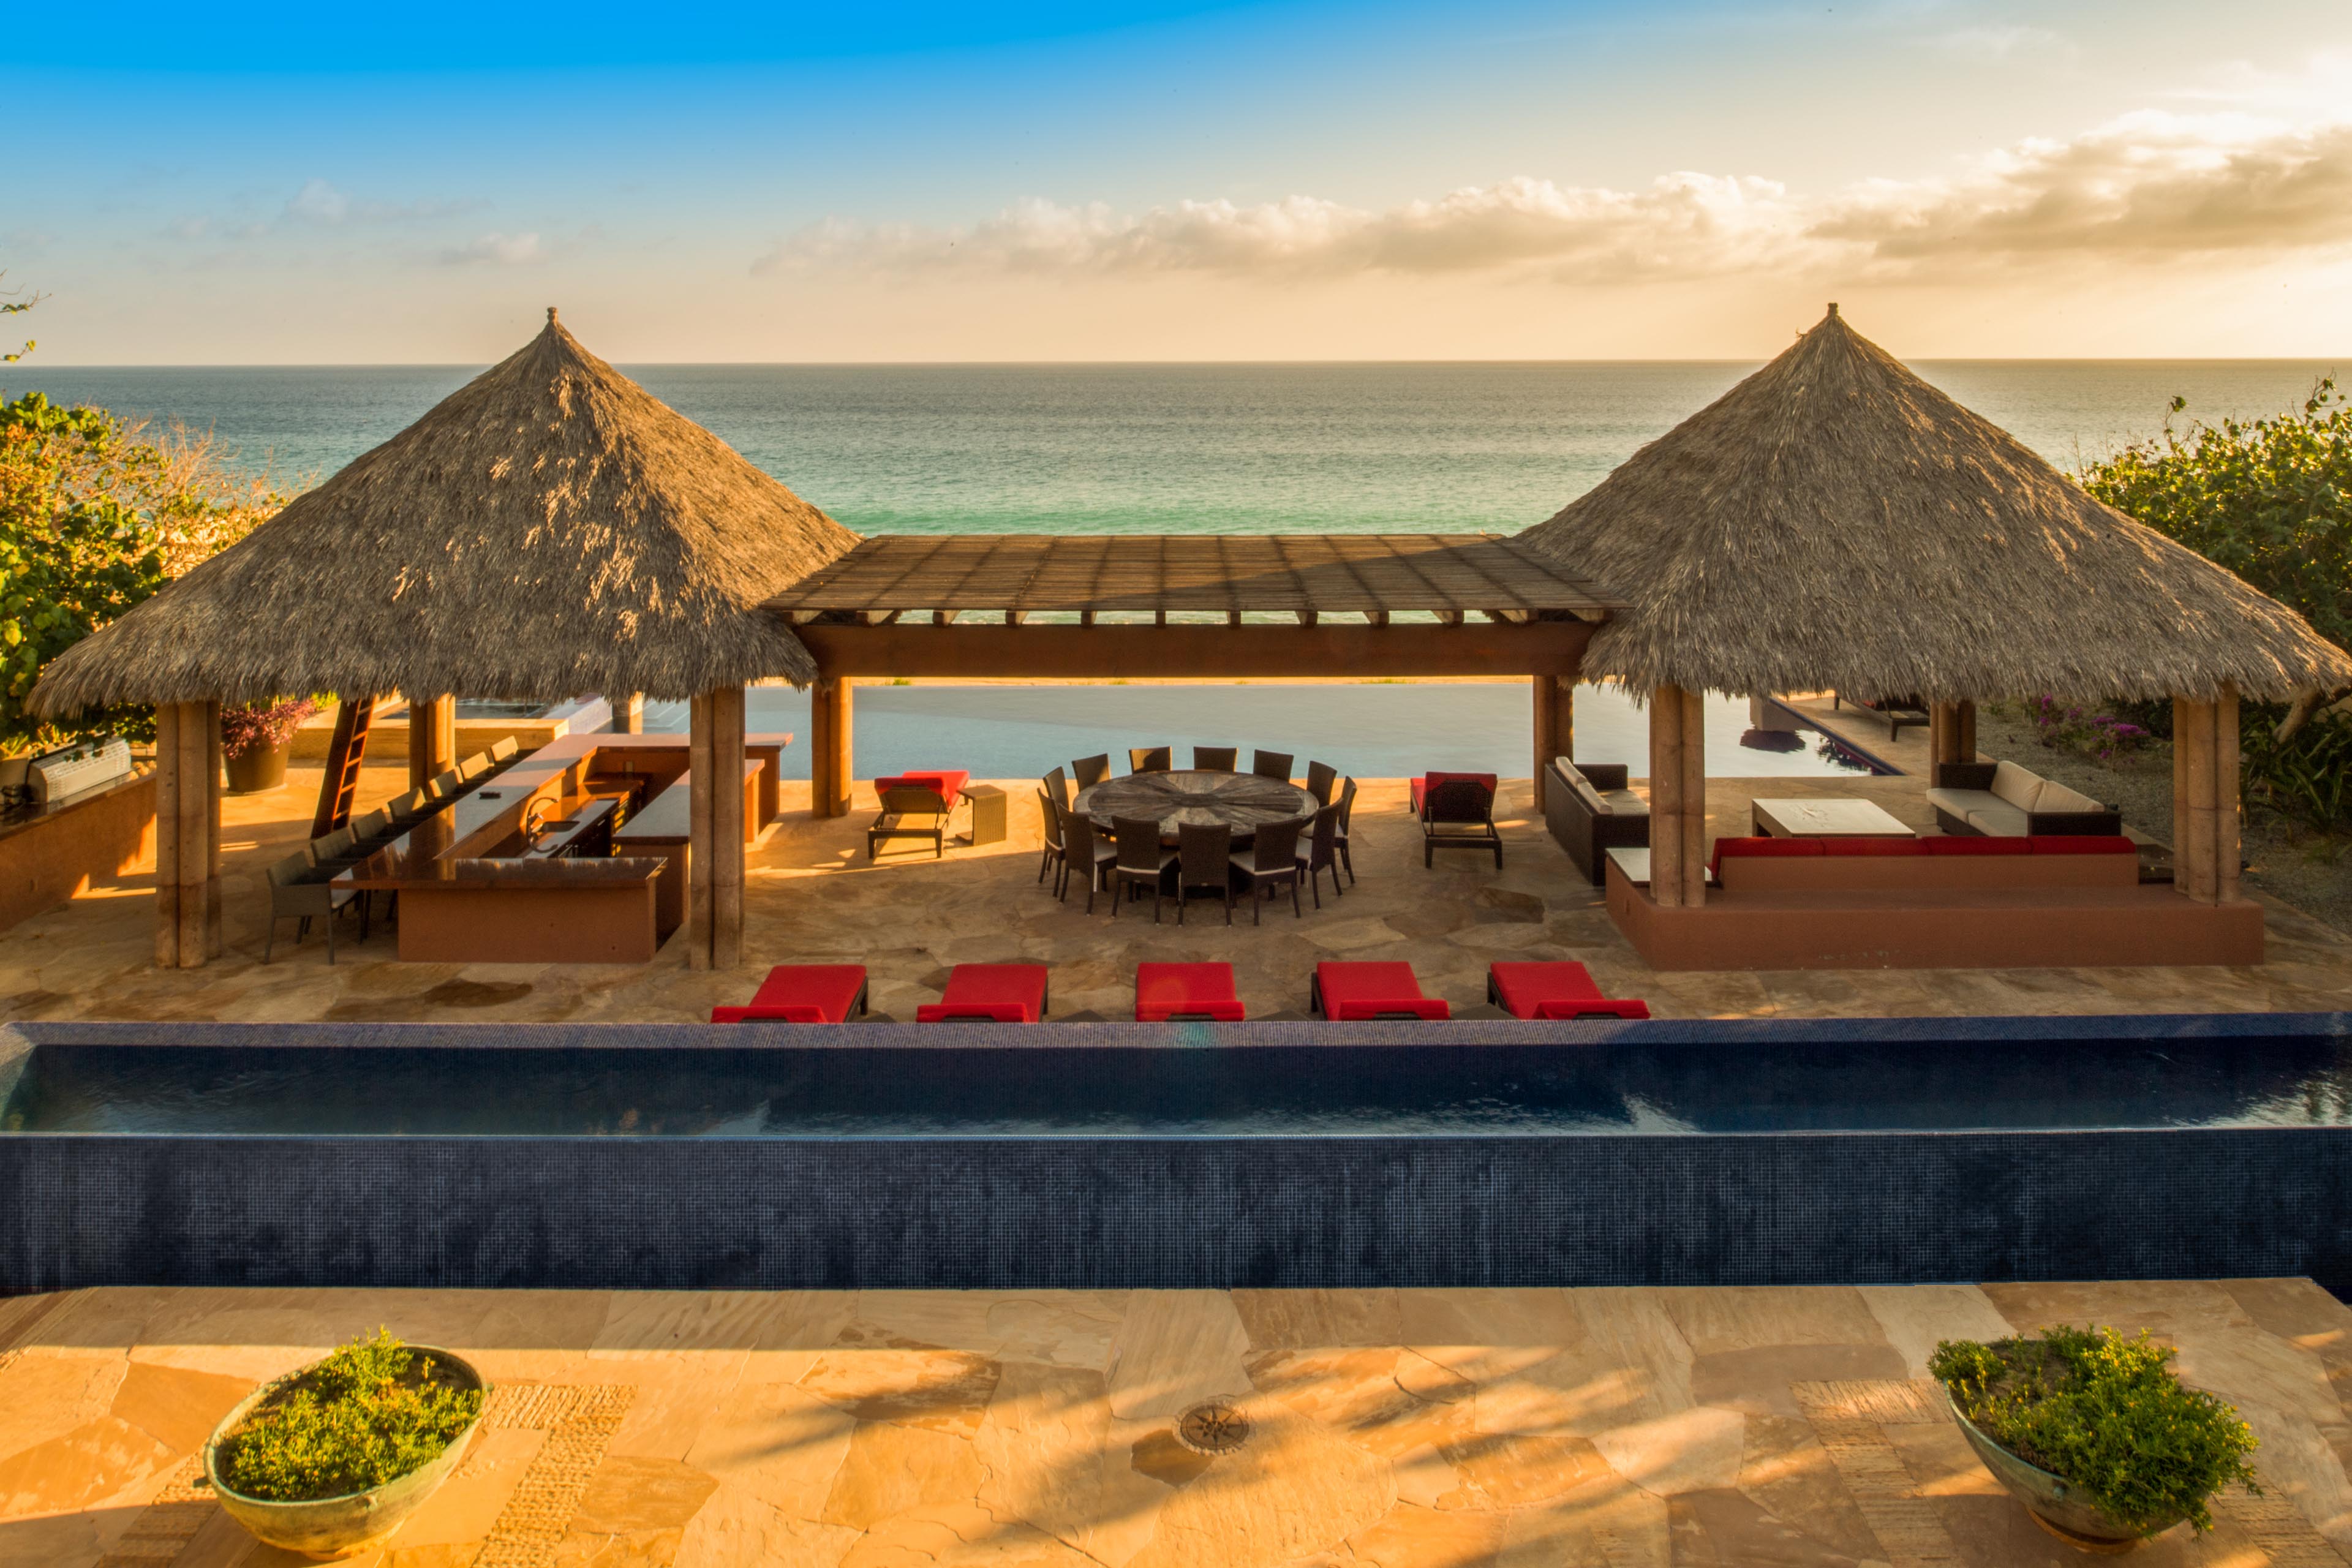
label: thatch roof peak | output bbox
[1518,307,2352,703]
[34,314,858,715]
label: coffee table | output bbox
[1749,797,1914,839]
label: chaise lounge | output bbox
[710,963,870,1023]
[1487,960,1651,1020]
[1926,759,2121,837]
[1310,961,1451,1020]
[1135,961,1246,1022]
[917,962,1050,1022]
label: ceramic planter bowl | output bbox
[1947,1390,2184,1553]
[223,738,292,794]
[202,1346,488,1560]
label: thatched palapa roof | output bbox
[1518,306,2352,703]
[33,310,858,714]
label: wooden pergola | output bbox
[764,533,1622,815]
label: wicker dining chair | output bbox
[265,850,360,963]
[1229,815,1306,924]
[1333,775,1360,884]
[1129,746,1173,774]
[1251,749,1295,782]
[1072,753,1114,788]
[1297,801,1346,908]
[1058,809,1118,911]
[1036,788,1066,886]
[1043,764,1073,811]
[1109,815,1178,920]
[1306,760,1338,805]
[1192,746,1238,772]
[1174,821,1235,925]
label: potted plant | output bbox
[202,1329,488,1559]
[1930,1325,2258,1553]
[220,697,320,793]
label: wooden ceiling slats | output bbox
[765,533,1617,617]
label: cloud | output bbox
[1818,113,2352,259]
[756,108,2352,286]
[1929,24,2076,62]
[439,232,546,266]
[284,179,473,227]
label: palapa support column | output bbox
[687,685,747,969]
[1676,685,1707,907]
[1646,684,1709,908]
[1928,700,1980,776]
[1531,675,1573,810]
[407,693,456,787]
[614,693,645,734]
[151,699,223,968]
[809,676,853,819]
[2171,690,2241,905]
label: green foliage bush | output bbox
[2,314,279,751]
[214,1330,484,1503]
[1929,1325,2258,1536]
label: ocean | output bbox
[8,360,2338,779]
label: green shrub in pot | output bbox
[205,1329,487,1556]
[1929,1325,2259,1541]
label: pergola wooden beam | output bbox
[793,620,1590,679]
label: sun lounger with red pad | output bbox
[1134,962,1245,1022]
[916,962,1050,1023]
[709,963,869,1023]
[1487,960,1651,1020]
[1310,961,1451,1021]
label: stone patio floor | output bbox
[7,760,2352,1025]
[4,1281,2350,1566]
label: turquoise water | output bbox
[6,361,2338,531]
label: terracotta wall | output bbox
[0,775,157,935]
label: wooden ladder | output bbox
[309,696,377,839]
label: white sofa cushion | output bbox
[1966,803,2033,836]
[1926,786,2002,820]
[1990,760,2045,809]
[2033,779,2102,815]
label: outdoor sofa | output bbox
[1543,758,1649,884]
[1925,759,2120,837]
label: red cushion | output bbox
[1922,835,2031,856]
[1315,962,1450,1021]
[2029,834,2136,855]
[1411,773,1499,815]
[916,962,1047,1023]
[1136,962,1245,1022]
[1490,962,1650,1021]
[1709,835,1824,876]
[710,963,866,1024]
[875,770,970,810]
[1532,998,1653,1021]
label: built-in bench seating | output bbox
[1926,759,2120,837]
[1544,758,1649,884]
[1610,830,2258,970]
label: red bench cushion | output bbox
[875,770,970,810]
[1490,961,1651,1021]
[1136,962,1245,1022]
[710,963,867,1024]
[916,962,1047,1023]
[1921,834,2030,856]
[1316,962,1450,1021]
[1709,836,1825,875]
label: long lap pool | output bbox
[4,1014,2348,1294]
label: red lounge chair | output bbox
[1136,962,1245,1022]
[1487,961,1651,1021]
[916,963,1049,1023]
[710,963,869,1023]
[874,769,970,810]
[1412,772,1502,869]
[1310,962,1451,1021]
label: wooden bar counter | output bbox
[336,729,788,963]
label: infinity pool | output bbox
[8,1035,2351,1139]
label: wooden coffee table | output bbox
[1749,797,1915,839]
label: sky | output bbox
[6,0,2351,363]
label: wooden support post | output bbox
[808,677,854,819]
[1955,699,1978,765]
[2215,687,2240,904]
[704,685,745,968]
[1648,685,1686,908]
[2175,697,2218,903]
[1928,703,1954,773]
[407,693,454,787]
[1678,685,1707,907]
[688,692,715,969]
[152,700,221,968]
[615,693,645,734]
[1531,676,1578,810]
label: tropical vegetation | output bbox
[213,1330,483,1502]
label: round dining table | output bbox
[1074,769,1317,842]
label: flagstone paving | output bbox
[6,762,2351,1027]
[2,1282,2349,1566]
